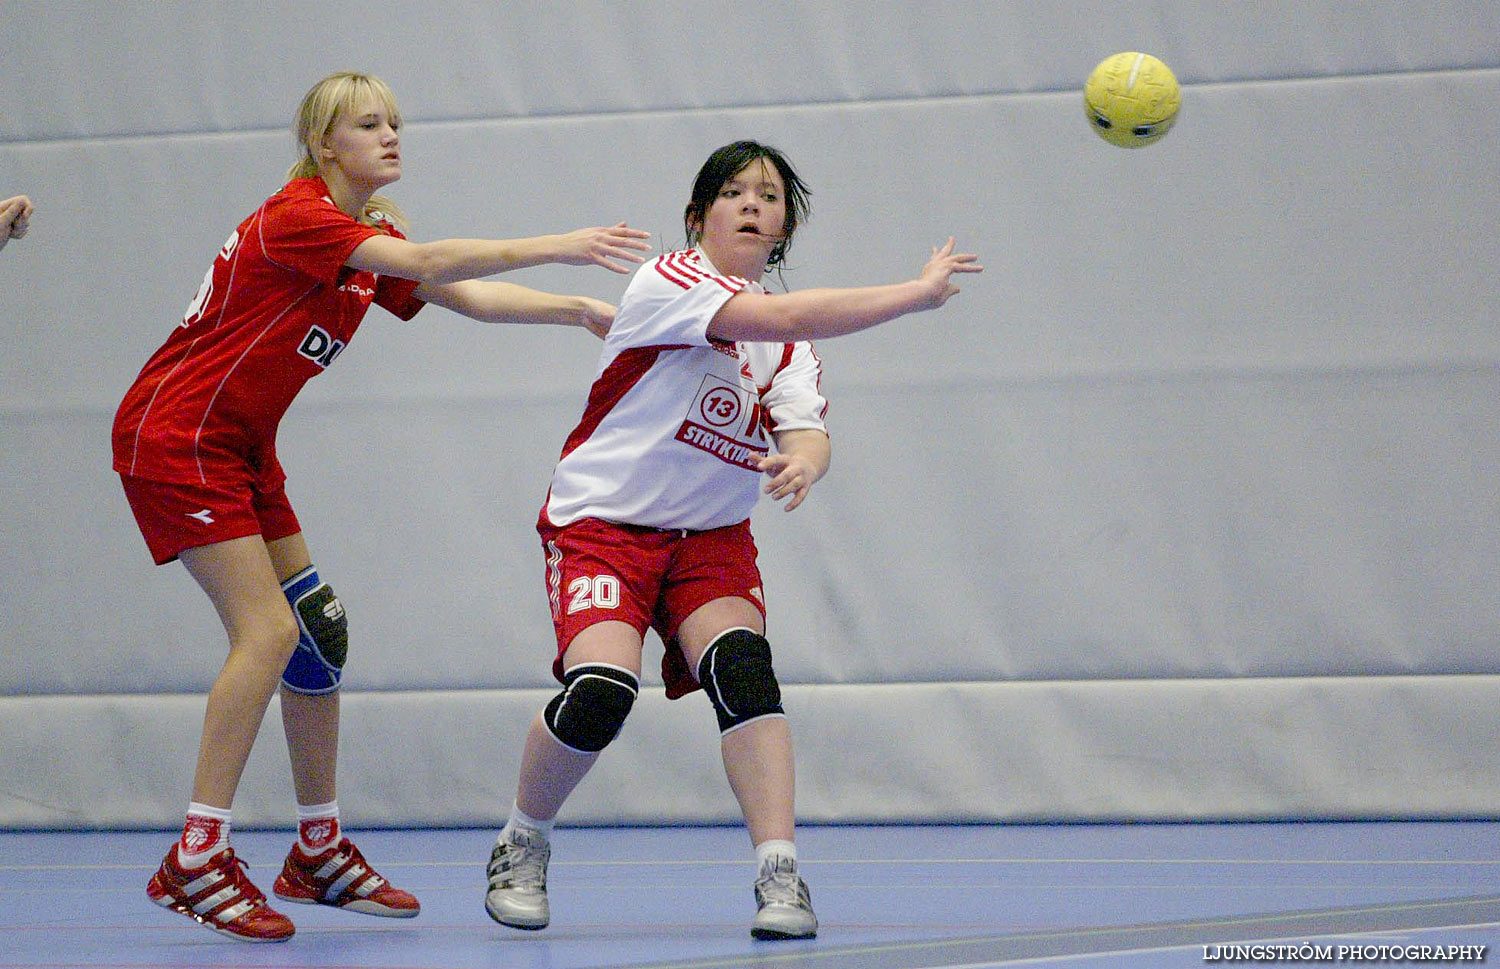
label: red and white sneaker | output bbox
[273,837,420,917]
[146,846,295,942]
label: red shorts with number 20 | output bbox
[537,516,766,699]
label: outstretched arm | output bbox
[347,222,651,284]
[415,279,615,338]
[707,238,981,343]
[0,195,34,253]
[760,428,831,512]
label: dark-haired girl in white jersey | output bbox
[485,140,981,940]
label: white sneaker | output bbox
[484,828,550,930]
[751,855,817,939]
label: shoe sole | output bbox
[149,890,295,942]
[274,891,419,918]
[206,923,295,942]
[752,926,817,940]
[485,899,549,930]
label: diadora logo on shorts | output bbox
[187,508,215,524]
[299,325,346,368]
[339,281,375,298]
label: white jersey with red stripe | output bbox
[542,248,828,531]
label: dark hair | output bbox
[683,140,811,269]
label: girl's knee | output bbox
[230,609,300,666]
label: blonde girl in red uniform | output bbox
[114,71,649,942]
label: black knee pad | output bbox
[544,663,639,753]
[696,628,784,735]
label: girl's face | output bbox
[694,158,788,280]
[320,94,402,192]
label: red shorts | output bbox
[119,474,302,565]
[538,516,766,698]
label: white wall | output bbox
[3,0,1498,829]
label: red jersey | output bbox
[113,177,424,486]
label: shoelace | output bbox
[494,840,548,890]
[306,841,386,897]
[218,853,269,908]
[756,865,807,906]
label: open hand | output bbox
[758,450,824,512]
[558,222,652,273]
[917,237,982,308]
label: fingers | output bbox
[936,242,978,267]
[0,201,22,251]
[592,247,646,273]
[919,238,982,307]
[765,473,810,510]
[926,240,982,280]
[3,196,31,224]
[0,197,26,245]
[758,455,813,510]
[590,224,652,273]
[608,221,653,244]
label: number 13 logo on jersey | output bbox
[676,375,768,471]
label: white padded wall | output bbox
[3,1,1498,828]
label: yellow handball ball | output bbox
[1083,52,1181,148]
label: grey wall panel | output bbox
[6,1,1497,140]
[12,356,1496,698]
[8,69,1498,412]
[4,675,1496,830]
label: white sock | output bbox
[755,838,798,872]
[296,800,341,855]
[500,801,554,844]
[177,802,232,868]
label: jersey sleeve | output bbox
[606,252,749,351]
[371,224,425,320]
[255,183,384,284]
[761,342,828,434]
[374,272,425,321]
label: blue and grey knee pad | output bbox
[280,566,347,695]
[544,663,639,753]
[697,628,784,735]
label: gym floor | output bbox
[2,821,1496,968]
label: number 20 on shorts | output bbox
[567,574,621,614]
